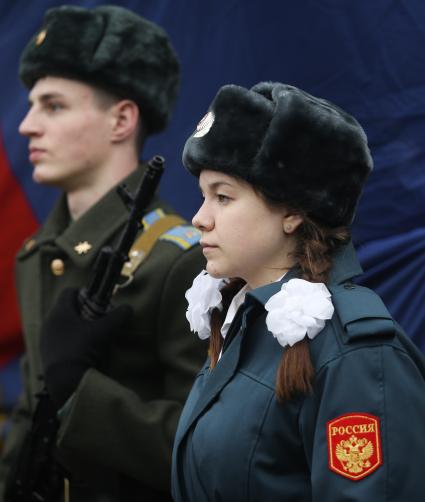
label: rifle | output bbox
[4,388,65,502]
[4,157,165,501]
[78,155,165,319]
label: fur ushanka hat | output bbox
[19,5,180,135]
[183,82,373,227]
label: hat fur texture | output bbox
[19,5,180,134]
[183,82,373,227]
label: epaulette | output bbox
[329,283,395,342]
[119,209,200,285]
[159,224,201,249]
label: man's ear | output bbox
[282,212,303,234]
[110,99,139,143]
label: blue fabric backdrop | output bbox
[0,0,424,360]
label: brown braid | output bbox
[276,216,350,401]
[206,213,349,400]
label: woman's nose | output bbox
[192,202,213,231]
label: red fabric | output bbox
[327,413,382,481]
[0,133,38,366]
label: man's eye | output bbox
[47,102,63,112]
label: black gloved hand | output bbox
[40,288,133,409]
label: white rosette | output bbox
[265,278,334,347]
[185,270,226,339]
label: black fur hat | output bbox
[19,5,180,135]
[183,82,373,227]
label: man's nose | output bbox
[19,108,40,137]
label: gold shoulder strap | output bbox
[120,214,185,283]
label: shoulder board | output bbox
[329,284,395,342]
[120,210,200,284]
[142,208,166,228]
[159,225,201,250]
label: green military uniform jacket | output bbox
[0,165,206,501]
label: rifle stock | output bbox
[4,390,65,502]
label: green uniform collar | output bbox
[17,164,157,267]
[247,241,363,308]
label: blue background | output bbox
[0,0,424,352]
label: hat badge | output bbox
[35,29,47,46]
[193,111,215,138]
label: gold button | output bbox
[51,259,65,276]
[24,239,36,251]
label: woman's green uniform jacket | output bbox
[172,243,425,502]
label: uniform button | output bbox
[51,259,65,276]
[344,283,356,290]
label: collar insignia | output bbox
[74,241,92,255]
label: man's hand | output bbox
[40,288,133,408]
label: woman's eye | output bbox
[217,194,230,203]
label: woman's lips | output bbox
[200,242,218,253]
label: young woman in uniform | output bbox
[171,81,425,501]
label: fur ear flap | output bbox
[257,85,372,225]
[183,82,373,227]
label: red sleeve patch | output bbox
[327,413,383,480]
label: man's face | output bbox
[19,76,114,191]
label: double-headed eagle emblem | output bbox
[336,435,374,474]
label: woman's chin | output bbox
[206,263,227,279]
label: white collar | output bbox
[220,284,251,339]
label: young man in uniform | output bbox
[0,5,205,501]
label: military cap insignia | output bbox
[193,111,215,138]
[35,29,47,46]
[74,241,92,255]
[327,413,382,480]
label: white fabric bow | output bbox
[185,272,334,347]
[265,278,334,347]
[185,270,226,339]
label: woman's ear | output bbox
[282,212,303,234]
[109,99,139,143]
